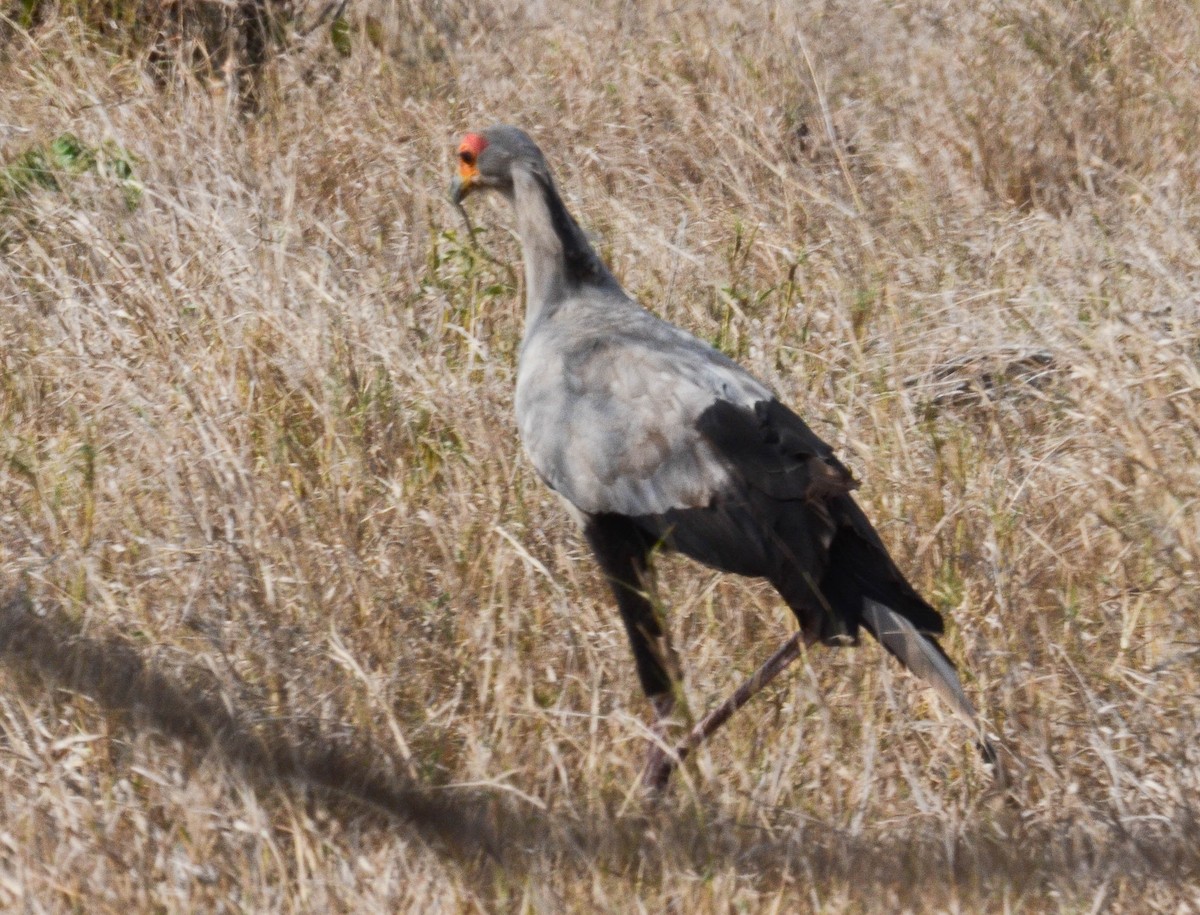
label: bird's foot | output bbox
[640,693,683,793]
[641,744,678,794]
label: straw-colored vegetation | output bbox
[2,1,1199,910]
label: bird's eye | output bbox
[459,149,476,167]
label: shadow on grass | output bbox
[0,590,499,859]
[1,589,1197,899]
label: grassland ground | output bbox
[1,1,1199,910]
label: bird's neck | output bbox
[511,166,617,327]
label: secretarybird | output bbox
[451,125,995,791]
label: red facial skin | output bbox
[457,133,488,180]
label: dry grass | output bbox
[2,1,1200,910]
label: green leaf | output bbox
[330,16,352,57]
[49,133,95,174]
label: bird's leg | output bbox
[641,692,679,793]
[645,630,812,789]
[584,516,686,791]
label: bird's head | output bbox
[450,125,548,204]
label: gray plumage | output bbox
[518,305,769,516]
[452,125,994,788]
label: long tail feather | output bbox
[862,599,979,730]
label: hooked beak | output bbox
[450,162,479,205]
